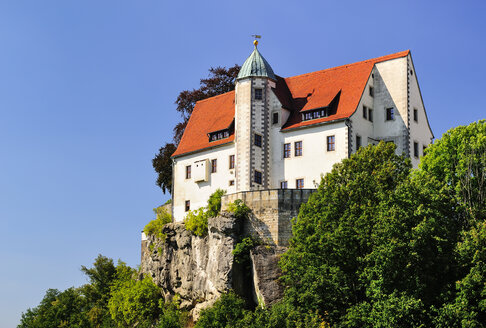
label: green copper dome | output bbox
[237,45,276,80]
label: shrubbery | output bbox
[144,206,172,240]
[227,199,251,219]
[184,189,226,237]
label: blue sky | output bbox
[0,0,484,326]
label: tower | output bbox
[235,40,276,192]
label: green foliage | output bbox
[18,288,90,328]
[195,292,248,328]
[184,189,226,237]
[108,274,163,328]
[207,189,226,218]
[144,206,172,240]
[184,208,208,237]
[227,199,251,219]
[80,254,117,327]
[279,142,461,326]
[156,299,188,328]
[233,237,260,265]
[418,119,486,224]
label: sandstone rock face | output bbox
[140,212,241,319]
[250,245,286,306]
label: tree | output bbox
[108,262,163,328]
[153,65,240,194]
[279,142,460,326]
[80,255,117,327]
[418,120,486,225]
[18,288,90,328]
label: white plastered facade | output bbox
[171,53,433,222]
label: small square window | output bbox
[283,143,291,158]
[272,112,279,125]
[229,180,235,186]
[327,136,335,151]
[255,88,263,100]
[414,142,419,158]
[356,135,362,149]
[363,106,368,119]
[185,165,191,179]
[211,159,217,173]
[413,108,418,122]
[369,86,374,97]
[185,200,190,212]
[254,133,262,147]
[280,181,288,189]
[229,155,235,169]
[296,178,304,189]
[386,107,395,121]
[368,108,373,122]
[254,170,262,184]
[295,141,302,156]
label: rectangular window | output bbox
[414,142,419,158]
[296,178,304,189]
[423,145,427,154]
[327,135,335,151]
[185,165,191,179]
[368,108,373,122]
[386,107,395,121]
[255,88,263,100]
[413,108,418,122]
[229,180,235,186]
[211,159,217,173]
[254,170,262,184]
[254,133,262,147]
[280,181,288,189]
[295,141,303,156]
[369,86,374,97]
[363,105,368,119]
[272,112,279,125]
[356,135,362,149]
[229,155,235,169]
[283,143,291,158]
[185,200,190,212]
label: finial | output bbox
[251,34,261,47]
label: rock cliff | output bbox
[140,212,285,318]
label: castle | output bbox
[170,42,433,227]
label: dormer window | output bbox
[302,108,329,121]
[209,128,231,142]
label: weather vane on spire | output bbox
[251,34,261,47]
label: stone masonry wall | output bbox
[221,189,315,246]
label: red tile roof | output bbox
[171,91,235,157]
[172,50,410,157]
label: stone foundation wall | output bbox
[221,189,315,246]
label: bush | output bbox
[144,206,172,240]
[227,199,251,219]
[184,208,208,237]
[184,189,226,237]
[233,237,260,265]
[195,292,247,328]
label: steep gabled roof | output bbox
[281,50,410,130]
[171,91,235,157]
[172,50,410,157]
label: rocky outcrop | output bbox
[140,212,287,319]
[140,212,241,319]
[250,245,286,306]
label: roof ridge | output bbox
[284,50,410,81]
[195,90,235,104]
